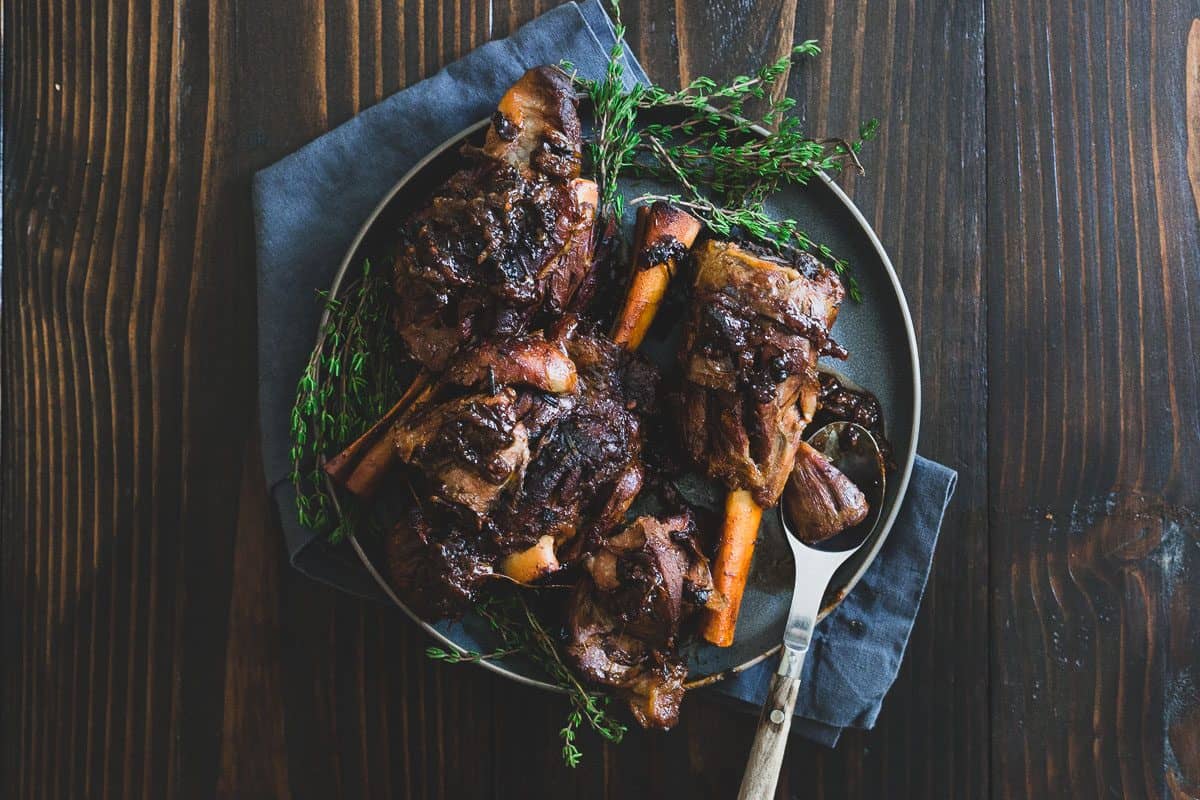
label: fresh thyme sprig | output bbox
[580,2,642,217]
[289,259,405,542]
[427,593,627,767]
[571,0,877,299]
[424,645,521,664]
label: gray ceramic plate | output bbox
[325,117,920,693]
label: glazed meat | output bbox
[391,67,598,371]
[566,513,715,728]
[390,333,575,517]
[393,389,531,517]
[502,329,646,557]
[384,326,650,611]
[680,240,846,506]
[385,506,494,620]
[783,441,869,543]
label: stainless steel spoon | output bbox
[737,422,887,800]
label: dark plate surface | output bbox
[327,118,920,693]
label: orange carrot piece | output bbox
[323,370,431,485]
[611,202,702,350]
[339,383,437,498]
[702,489,764,647]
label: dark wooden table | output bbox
[4,1,1199,797]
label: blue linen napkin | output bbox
[252,0,957,746]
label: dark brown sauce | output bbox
[694,290,843,404]
[395,159,571,317]
[812,371,894,469]
[637,235,688,272]
[490,110,519,142]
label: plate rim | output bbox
[319,116,921,694]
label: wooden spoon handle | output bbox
[737,671,802,800]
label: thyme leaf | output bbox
[443,593,629,767]
[424,645,521,664]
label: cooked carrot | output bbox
[611,202,702,350]
[702,489,764,647]
[324,375,435,499]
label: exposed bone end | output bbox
[446,336,579,394]
[484,66,582,179]
[499,534,560,583]
[612,202,702,350]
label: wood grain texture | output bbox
[986,2,1200,798]
[2,1,1197,799]
[781,2,990,799]
[1189,20,1200,217]
[737,671,803,800]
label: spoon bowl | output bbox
[789,421,888,553]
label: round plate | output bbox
[324,117,920,694]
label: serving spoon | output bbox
[737,422,887,800]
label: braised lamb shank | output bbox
[325,67,600,497]
[383,322,652,614]
[680,240,847,506]
[566,512,715,728]
[391,66,599,371]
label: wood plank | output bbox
[0,0,987,797]
[676,0,799,115]
[986,1,1200,797]
[229,3,506,799]
[779,2,991,798]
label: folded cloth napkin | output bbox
[252,0,958,746]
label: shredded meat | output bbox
[384,506,495,620]
[565,513,715,728]
[384,326,650,612]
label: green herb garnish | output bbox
[289,258,404,542]
[427,593,627,767]
[571,0,877,300]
